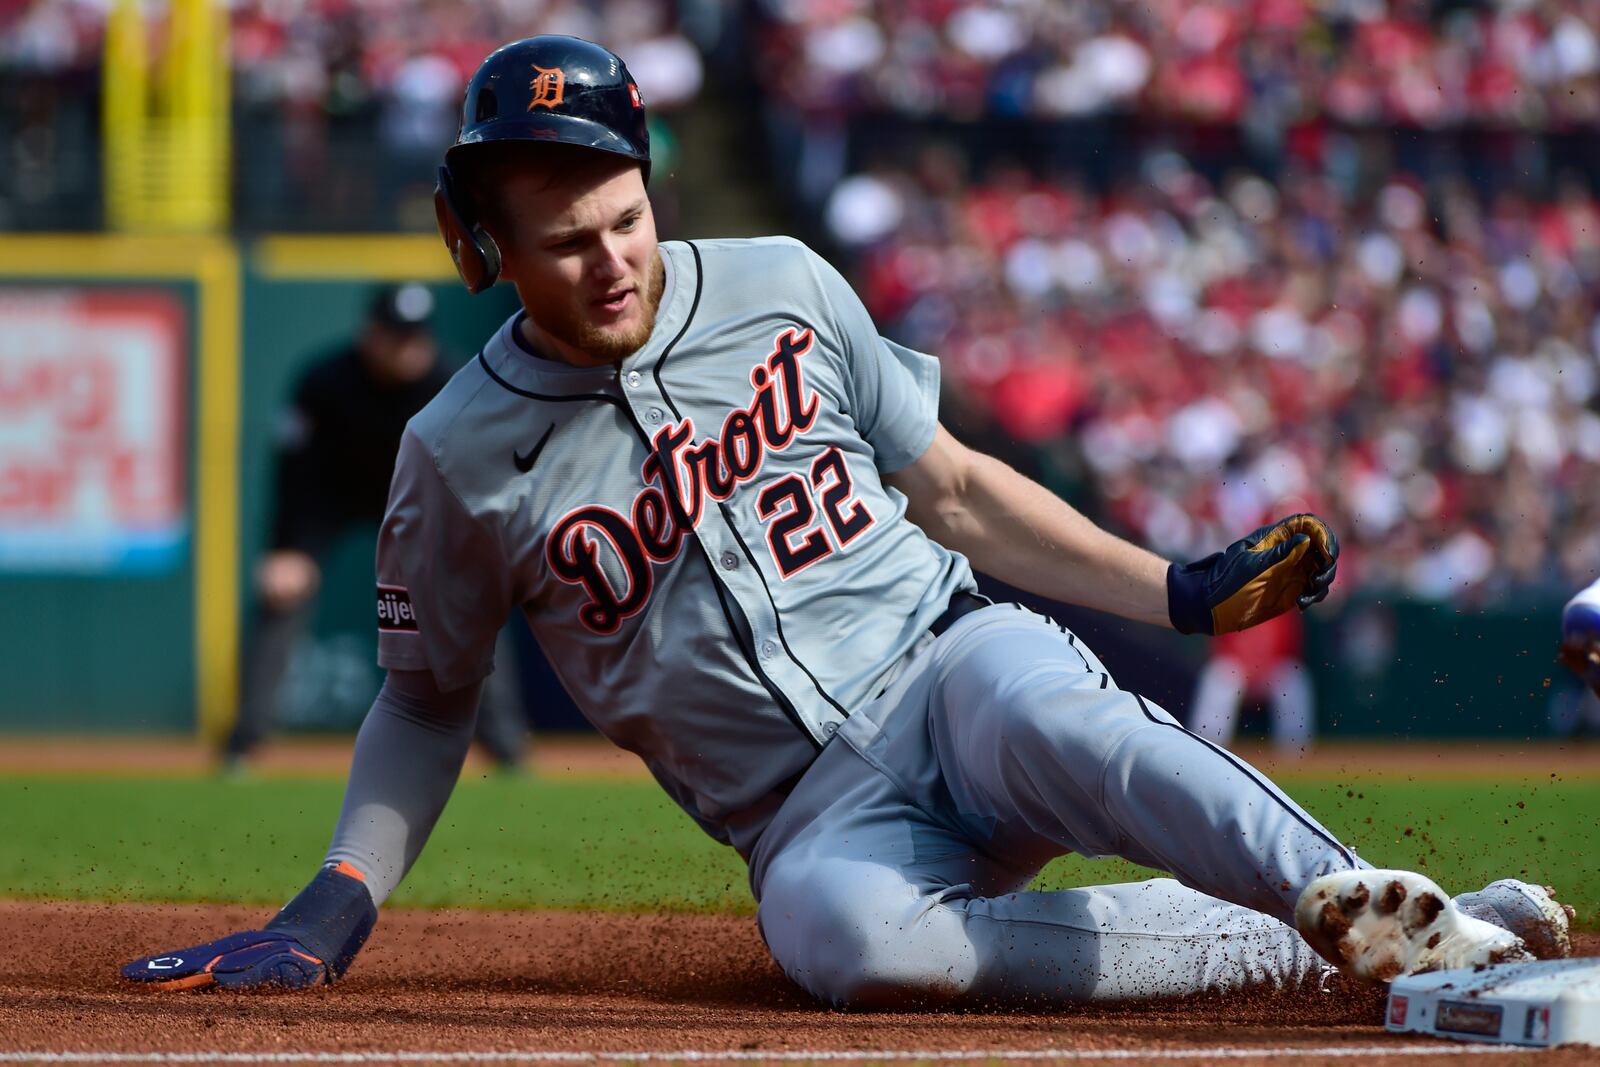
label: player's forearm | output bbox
[921,449,1171,628]
[324,670,481,905]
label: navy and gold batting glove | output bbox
[1167,513,1339,636]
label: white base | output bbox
[1387,958,1600,1047]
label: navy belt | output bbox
[930,590,991,636]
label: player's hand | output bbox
[121,930,328,991]
[121,862,377,993]
[1167,513,1339,635]
[1558,600,1600,697]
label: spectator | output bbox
[1189,610,1315,757]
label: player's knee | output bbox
[758,863,973,1009]
[782,924,973,1010]
[817,959,969,1010]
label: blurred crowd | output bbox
[829,152,1600,604]
[6,0,1600,605]
[1,0,706,115]
[0,0,709,227]
[755,0,1600,128]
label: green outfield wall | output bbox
[1304,596,1577,739]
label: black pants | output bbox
[225,600,529,766]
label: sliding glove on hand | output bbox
[120,930,329,992]
[1167,513,1339,636]
[120,861,376,992]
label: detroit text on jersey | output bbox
[546,326,877,634]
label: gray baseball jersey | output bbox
[375,237,975,849]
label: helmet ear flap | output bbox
[434,166,502,294]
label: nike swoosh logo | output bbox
[513,424,555,473]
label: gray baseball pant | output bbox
[751,605,1364,1007]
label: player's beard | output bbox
[534,251,666,365]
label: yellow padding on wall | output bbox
[0,233,233,275]
[254,235,457,280]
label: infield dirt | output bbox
[3,735,1597,779]
[1,900,1593,1064]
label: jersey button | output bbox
[760,639,778,659]
[719,551,739,571]
[646,407,664,424]
[823,721,839,737]
[625,370,642,387]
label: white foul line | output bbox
[0,1047,1530,1063]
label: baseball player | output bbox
[122,37,1573,1003]
[1188,611,1314,756]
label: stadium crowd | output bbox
[0,0,707,227]
[14,0,1600,131]
[754,0,1600,128]
[827,152,1600,604]
[6,0,1599,606]
[1,0,706,108]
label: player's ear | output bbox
[471,200,516,284]
[486,229,516,284]
[434,166,502,294]
[483,222,515,283]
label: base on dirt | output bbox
[1387,957,1600,1047]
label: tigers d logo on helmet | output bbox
[528,65,566,110]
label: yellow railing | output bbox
[103,0,230,232]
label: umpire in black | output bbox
[222,283,529,771]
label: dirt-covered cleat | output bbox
[1454,880,1575,961]
[1295,869,1531,983]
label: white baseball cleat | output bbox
[1295,869,1530,982]
[1454,879,1576,961]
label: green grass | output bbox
[2,773,1596,925]
[0,775,752,912]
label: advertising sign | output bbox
[0,287,188,572]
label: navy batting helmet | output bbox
[434,36,652,294]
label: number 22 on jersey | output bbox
[756,446,875,579]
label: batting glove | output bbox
[121,861,377,992]
[1559,597,1600,697]
[121,929,329,991]
[1167,513,1339,636]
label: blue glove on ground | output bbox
[120,861,376,992]
[121,929,328,991]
